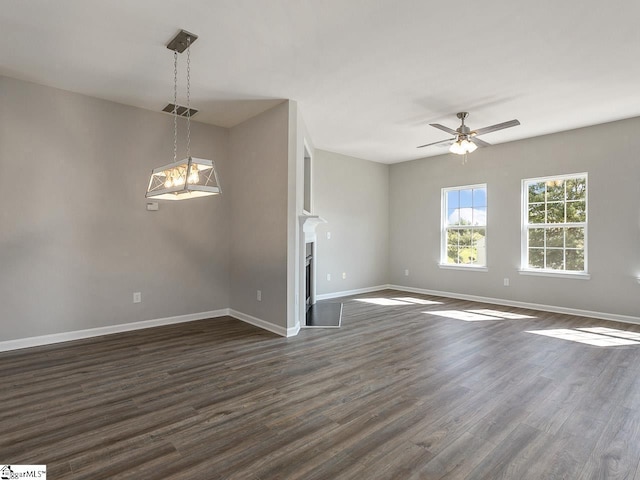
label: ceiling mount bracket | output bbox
[166,29,198,53]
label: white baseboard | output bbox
[228,309,299,337]
[389,284,640,326]
[11,282,631,353]
[0,307,300,352]
[0,309,230,352]
[316,285,391,301]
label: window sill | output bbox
[439,264,488,272]
[518,269,590,280]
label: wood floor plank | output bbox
[3,291,640,478]
[462,423,543,479]
[578,406,640,479]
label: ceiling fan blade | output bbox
[471,137,491,148]
[417,137,455,148]
[472,119,520,136]
[429,123,458,135]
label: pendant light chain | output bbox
[186,35,192,160]
[173,49,178,163]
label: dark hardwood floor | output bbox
[2,289,640,479]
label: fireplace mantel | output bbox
[299,215,327,244]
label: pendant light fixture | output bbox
[146,30,221,200]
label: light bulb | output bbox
[162,170,173,188]
[188,166,200,184]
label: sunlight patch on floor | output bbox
[426,310,503,321]
[356,297,443,306]
[356,298,414,306]
[577,327,640,341]
[526,328,640,347]
[425,308,536,321]
[466,309,535,320]
[392,297,443,305]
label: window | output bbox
[441,184,487,267]
[522,173,587,274]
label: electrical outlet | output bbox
[404,269,409,276]
[257,290,262,301]
[503,278,510,287]
[133,292,141,303]
[342,272,346,279]
[327,232,331,240]
[327,273,331,281]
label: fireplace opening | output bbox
[305,242,313,311]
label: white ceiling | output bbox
[2,0,639,163]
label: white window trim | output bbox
[439,263,489,272]
[518,269,590,280]
[441,183,488,268]
[520,172,588,276]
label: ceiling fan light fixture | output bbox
[449,137,477,155]
[421,112,520,155]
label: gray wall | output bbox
[0,76,231,341]
[229,101,290,328]
[389,117,640,318]
[314,150,390,295]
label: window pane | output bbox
[546,227,564,248]
[528,182,545,203]
[547,249,564,269]
[566,201,586,222]
[566,249,585,271]
[460,189,473,208]
[473,229,486,266]
[529,248,544,268]
[566,227,584,248]
[566,177,586,200]
[546,180,565,201]
[472,207,487,226]
[529,228,545,248]
[528,203,545,223]
[473,188,487,207]
[458,207,473,225]
[459,229,472,247]
[459,247,475,264]
[447,229,459,264]
[447,244,459,264]
[547,202,565,223]
[458,230,473,265]
[447,190,459,209]
[447,208,460,226]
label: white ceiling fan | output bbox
[418,112,520,155]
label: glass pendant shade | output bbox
[449,137,478,155]
[463,139,478,153]
[146,157,221,200]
